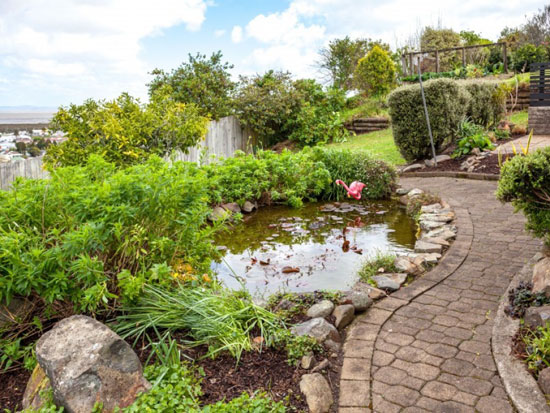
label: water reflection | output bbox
[212,200,417,297]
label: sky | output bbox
[0,0,547,108]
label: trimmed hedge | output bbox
[460,80,505,128]
[497,148,550,244]
[388,78,506,162]
[388,79,469,162]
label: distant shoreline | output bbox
[0,123,51,132]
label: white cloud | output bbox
[0,0,209,103]
[231,25,243,43]
[236,0,544,79]
[214,29,226,37]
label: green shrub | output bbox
[497,147,550,244]
[388,78,470,162]
[358,252,396,284]
[460,80,505,128]
[354,45,396,97]
[452,119,495,157]
[0,155,217,312]
[512,43,548,72]
[44,91,209,169]
[311,147,397,200]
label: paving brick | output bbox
[372,350,394,367]
[343,340,373,359]
[391,359,440,381]
[421,381,458,401]
[341,358,370,380]
[372,366,408,385]
[441,358,475,376]
[339,380,370,407]
[381,385,421,407]
[476,396,514,413]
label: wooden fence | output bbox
[0,116,258,190]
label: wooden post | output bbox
[435,50,440,73]
[462,48,466,68]
[409,53,413,76]
[401,55,407,77]
[503,43,508,73]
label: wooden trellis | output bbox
[402,42,508,76]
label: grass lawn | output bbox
[509,110,528,129]
[328,127,406,166]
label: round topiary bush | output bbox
[388,78,470,162]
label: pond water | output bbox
[212,200,417,297]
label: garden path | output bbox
[493,134,550,154]
[339,177,543,413]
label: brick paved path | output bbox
[339,177,543,413]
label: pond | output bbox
[212,200,417,297]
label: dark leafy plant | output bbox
[504,281,550,318]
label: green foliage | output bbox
[524,324,550,374]
[512,43,548,72]
[460,80,505,128]
[234,72,347,146]
[0,155,218,312]
[148,51,235,120]
[0,338,35,371]
[317,36,389,90]
[497,147,550,244]
[203,149,332,207]
[358,252,396,284]
[311,147,397,200]
[401,67,466,83]
[341,96,388,122]
[127,359,286,413]
[273,329,322,366]
[452,119,495,157]
[114,285,286,360]
[44,91,209,168]
[420,27,462,70]
[388,78,470,162]
[405,192,442,217]
[354,46,396,97]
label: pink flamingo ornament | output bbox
[335,180,366,200]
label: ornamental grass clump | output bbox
[114,285,286,361]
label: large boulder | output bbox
[524,306,550,329]
[291,317,340,342]
[342,291,373,312]
[539,367,550,395]
[299,373,333,413]
[36,315,150,413]
[533,258,550,297]
[332,305,354,329]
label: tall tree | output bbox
[148,51,235,120]
[317,37,374,90]
[522,5,550,46]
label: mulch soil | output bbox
[417,153,509,175]
[0,367,31,411]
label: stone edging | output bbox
[492,253,550,413]
[400,171,499,181]
[338,203,473,411]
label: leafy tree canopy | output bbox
[148,51,235,120]
[44,88,209,169]
[354,45,396,97]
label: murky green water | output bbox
[212,200,417,297]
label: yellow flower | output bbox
[202,274,211,283]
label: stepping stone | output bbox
[372,273,407,291]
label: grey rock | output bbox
[407,188,424,197]
[524,306,550,329]
[242,201,257,213]
[402,164,424,173]
[291,318,340,343]
[425,155,451,167]
[415,240,443,254]
[221,202,241,213]
[396,188,410,195]
[36,315,149,413]
[311,359,330,373]
[323,339,341,353]
[472,147,481,156]
[301,353,315,370]
[22,365,51,410]
[415,253,442,264]
[421,237,450,247]
[372,273,407,291]
[306,300,335,319]
[209,206,228,221]
[538,367,550,395]
[343,291,373,312]
[424,227,457,241]
[299,373,333,413]
[332,305,355,329]
[420,203,442,213]
[352,281,386,300]
[394,256,423,275]
[420,211,455,223]
[419,220,446,231]
[533,258,550,297]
